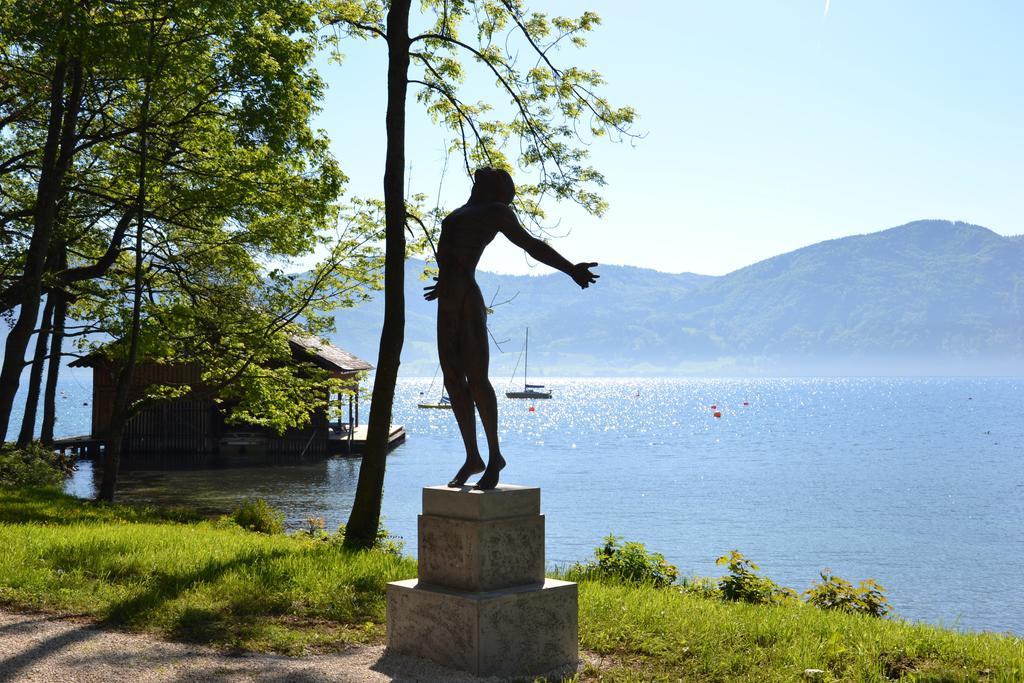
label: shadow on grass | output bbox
[85,548,296,655]
[97,547,393,654]
[0,488,202,527]
[99,549,289,627]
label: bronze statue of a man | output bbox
[424,168,598,490]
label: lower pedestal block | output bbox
[386,578,578,677]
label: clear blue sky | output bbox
[314,1,1024,276]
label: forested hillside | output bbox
[330,221,1024,376]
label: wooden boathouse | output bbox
[62,335,405,467]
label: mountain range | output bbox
[327,220,1024,376]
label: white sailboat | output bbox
[418,365,454,409]
[417,395,453,409]
[505,328,552,399]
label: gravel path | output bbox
[0,610,576,682]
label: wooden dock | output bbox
[52,424,406,462]
[52,435,105,458]
[328,424,406,455]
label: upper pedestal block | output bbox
[422,484,540,521]
[418,513,545,591]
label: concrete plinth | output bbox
[387,578,578,677]
[387,484,578,677]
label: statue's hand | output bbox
[423,277,440,301]
[570,262,599,289]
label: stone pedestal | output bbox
[387,484,578,677]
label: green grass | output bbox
[1,488,1022,680]
[574,581,1023,681]
[0,487,417,653]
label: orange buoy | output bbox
[713,411,722,418]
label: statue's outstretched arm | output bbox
[497,207,599,289]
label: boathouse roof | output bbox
[287,335,373,374]
[70,334,373,375]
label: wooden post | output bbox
[348,393,354,454]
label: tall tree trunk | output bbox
[345,0,411,549]
[98,18,154,503]
[0,54,81,441]
[41,286,67,446]
[97,223,146,505]
[16,295,55,446]
[98,419,127,502]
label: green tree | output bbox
[0,0,354,444]
[1,0,382,499]
[325,0,637,547]
[72,0,370,502]
[0,0,88,439]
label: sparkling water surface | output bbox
[62,376,1024,635]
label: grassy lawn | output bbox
[575,582,1023,681]
[0,487,417,654]
[1,488,1022,680]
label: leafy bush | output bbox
[805,569,890,618]
[716,550,797,605]
[566,535,679,588]
[335,523,405,556]
[293,515,328,539]
[677,574,721,599]
[0,443,74,488]
[231,498,284,534]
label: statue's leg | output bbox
[462,300,504,490]
[442,370,485,487]
[439,304,485,487]
[469,378,503,490]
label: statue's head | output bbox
[471,167,515,205]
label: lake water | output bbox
[56,376,1024,635]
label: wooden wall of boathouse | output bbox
[85,360,332,467]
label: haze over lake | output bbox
[326,221,1024,377]
[62,376,1024,636]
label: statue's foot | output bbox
[473,454,506,491]
[448,457,486,488]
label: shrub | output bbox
[333,524,401,557]
[334,523,405,556]
[231,498,284,534]
[678,575,721,600]
[566,535,679,588]
[370,528,405,557]
[805,569,890,617]
[293,515,328,539]
[0,443,74,488]
[716,550,797,605]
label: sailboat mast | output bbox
[524,327,529,391]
